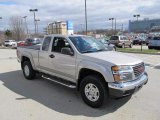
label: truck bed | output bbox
[17,44,40,69]
[18,44,41,50]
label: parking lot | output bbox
[0,49,160,120]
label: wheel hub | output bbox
[24,65,30,76]
[85,83,100,102]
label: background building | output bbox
[47,21,67,35]
[47,21,74,35]
[128,18,160,33]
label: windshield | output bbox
[98,38,108,44]
[69,36,106,53]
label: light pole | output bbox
[84,0,88,35]
[29,9,38,34]
[35,19,40,34]
[109,18,114,34]
[133,14,142,51]
[133,14,140,21]
[23,16,28,35]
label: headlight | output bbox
[111,66,134,82]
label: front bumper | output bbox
[108,72,148,97]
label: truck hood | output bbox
[83,51,143,66]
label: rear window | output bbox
[5,40,9,42]
[110,36,119,40]
[147,37,152,39]
[153,37,160,40]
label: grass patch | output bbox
[117,48,160,54]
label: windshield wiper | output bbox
[81,50,95,53]
[81,49,106,53]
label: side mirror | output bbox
[61,47,74,56]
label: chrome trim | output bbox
[42,75,76,89]
[108,73,148,91]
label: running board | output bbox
[42,74,76,89]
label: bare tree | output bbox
[9,16,26,41]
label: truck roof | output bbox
[44,34,87,38]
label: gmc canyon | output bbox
[17,34,148,108]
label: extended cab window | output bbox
[52,37,72,53]
[42,37,51,51]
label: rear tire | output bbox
[122,44,125,48]
[129,43,133,48]
[22,61,36,80]
[80,75,108,108]
[113,46,116,51]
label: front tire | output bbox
[80,75,108,108]
[22,61,36,80]
[148,46,153,49]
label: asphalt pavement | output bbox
[0,49,160,120]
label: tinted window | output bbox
[147,37,152,39]
[26,39,34,42]
[153,37,160,40]
[123,37,127,40]
[52,37,71,53]
[110,36,119,40]
[42,37,51,51]
[120,37,124,40]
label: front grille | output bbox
[133,63,145,78]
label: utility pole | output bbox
[35,19,40,34]
[0,17,2,31]
[115,18,117,33]
[84,0,88,35]
[121,24,123,31]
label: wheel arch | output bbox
[77,68,108,91]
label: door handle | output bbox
[49,54,55,58]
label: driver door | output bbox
[48,37,76,82]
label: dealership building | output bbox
[128,18,160,33]
[47,21,74,35]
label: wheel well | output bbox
[77,68,106,90]
[21,56,30,68]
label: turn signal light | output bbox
[113,74,120,82]
[111,66,119,71]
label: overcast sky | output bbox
[0,0,160,33]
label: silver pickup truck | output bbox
[17,34,148,108]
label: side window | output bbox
[42,37,51,51]
[123,37,127,40]
[120,37,123,40]
[52,37,71,53]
